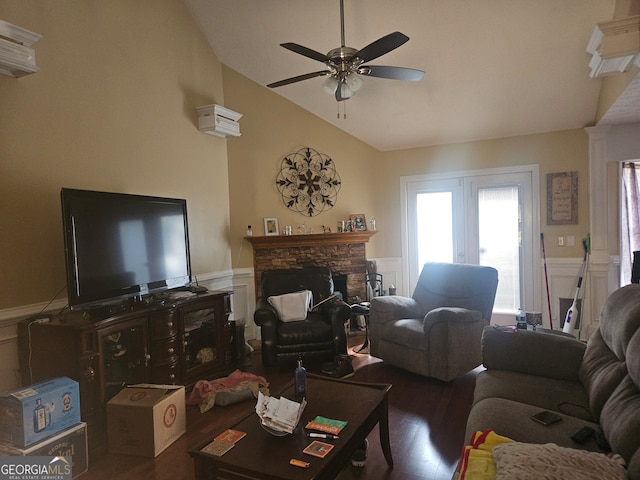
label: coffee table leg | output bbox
[379,397,394,466]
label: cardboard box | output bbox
[0,422,88,478]
[0,377,81,447]
[107,384,185,457]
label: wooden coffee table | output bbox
[189,374,393,480]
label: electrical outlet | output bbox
[558,236,565,246]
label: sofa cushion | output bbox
[474,370,592,420]
[411,262,498,320]
[599,284,640,361]
[465,398,601,451]
[599,375,640,480]
[275,313,332,345]
[379,318,426,351]
[482,326,586,381]
[579,328,627,421]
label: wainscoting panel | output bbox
[0,256,618,392]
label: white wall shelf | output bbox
[0,19,41,78]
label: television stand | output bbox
[17,289,235,459]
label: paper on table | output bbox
[255,391,307,434]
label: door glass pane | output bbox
[478,186,520,312]
[417,192,454,270]
[102,324,146,401]
[183,307,218,371]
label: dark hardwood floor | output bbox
[86,333,478,480]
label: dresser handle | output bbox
[168,347,175,354]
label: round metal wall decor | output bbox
[276,147,341,217]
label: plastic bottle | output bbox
[369,217,376,231]
[563,300,578,334]
[246,225,253,236]
[516,308,527,330]
[294,358,306,401]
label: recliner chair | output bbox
[254,266,351,367]
[369,262,498,381]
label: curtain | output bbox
[621,162,640,284]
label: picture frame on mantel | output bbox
[547,171,578,225]
[350,214,367,231]
[264,217,279,236]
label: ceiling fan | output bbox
[267,0,424,102]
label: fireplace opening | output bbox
[332,274,348,302]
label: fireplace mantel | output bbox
[245,231,377,301]
[244,231,376,249]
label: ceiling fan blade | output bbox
[267,71,330,88]
[352,32,409,63]
[360,65,425,81]
[280,43,330,63]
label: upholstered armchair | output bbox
[369,262,498,381]
[253,266,351,367]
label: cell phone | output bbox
[531,410,562,426]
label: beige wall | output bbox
[0,0,231,309]
[223,66,383,267]
[223,66,591,267]
[1,0,595,312]
[374,129,591,259]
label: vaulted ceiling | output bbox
[184,0,636,152]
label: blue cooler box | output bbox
[0,377,81,447]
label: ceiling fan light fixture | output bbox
[340,81,355,99]
[322,76,339,94]
[345,72,364,92]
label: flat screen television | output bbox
[61,188,192,310]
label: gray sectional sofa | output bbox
[464,284,640,479]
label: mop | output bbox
[563,236,590,334]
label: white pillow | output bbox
[267,290,313,322]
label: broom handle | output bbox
[541,233,554,330]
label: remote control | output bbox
[571,426,595,444]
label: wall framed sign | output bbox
[547,171,578,225]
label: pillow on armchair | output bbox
[267,290,313,322]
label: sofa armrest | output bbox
[370,295,423,324]
[482,326,586,381]
[319,297,351,321]
[320,298,351,355]
[253,297,279,365]
[423,307,483,334]
[253,297,277,327]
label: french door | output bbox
[402,166,540,324]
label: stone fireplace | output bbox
[245,231,376,302]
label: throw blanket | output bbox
[456,430,513,479]
[187,369,269,413]
[455,430,628,480]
